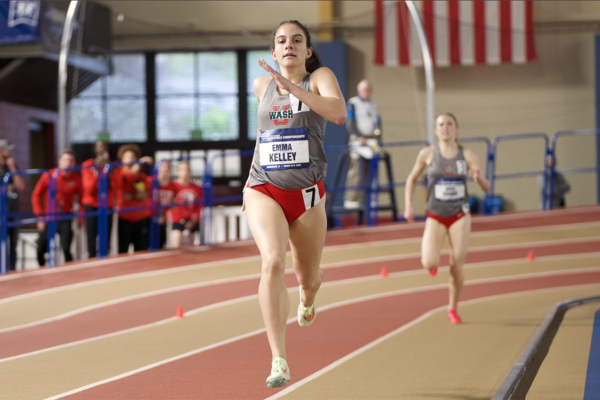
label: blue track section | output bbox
[584,309,600,400]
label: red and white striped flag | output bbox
[374,1,536,67]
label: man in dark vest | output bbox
[0,140,25,271]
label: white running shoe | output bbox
[298,286,316,327]
[266,357,290,388]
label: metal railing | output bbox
[493,295,600,400]
[1,165,101,273]
[489,133,550,210]
[1,131,598,273]
[549,129,600,209]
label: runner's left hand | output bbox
[471,166,481,182]
[258,59,292,92]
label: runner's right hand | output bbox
[403,204,414,223]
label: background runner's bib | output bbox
[426,145,470,217]
[434,178,466,201]
[259,128,310,171]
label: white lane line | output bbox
[44,272,600,400]
[326,206,600,236]
[266,282,600,400]
[3,241,599,335]
[10,265,600,366]
[3,220,599,307]
[0,238,256,282]
[322,220,600,253]
[4,207,598,281]
[0,294,257,364]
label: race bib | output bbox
[434,178,466,202]
[289,93,310,114]
[259,127,310,171]
[302,183,321,211]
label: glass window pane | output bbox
[247,50,276,140]
[198,52,237,94]
[246,50,276,93]
[224,149,241,177]
[207,150,223,177]
[190,150,206,178]
[69,98,104,143]
[199,95,239,141]
[77,76,104,97]
[156,97,196,142]
[106,98,146,142]
[106,55,145,96]
[156,53,195,95]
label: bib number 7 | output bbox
[302,184,321,211]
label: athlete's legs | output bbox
[421,217,448,272]
[244,188,290,360]
[289,197,327,308]
[446,213,471,310]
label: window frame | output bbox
[72,46,272,185]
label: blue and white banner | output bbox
[0,1,41,44]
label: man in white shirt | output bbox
[344,80,382,208]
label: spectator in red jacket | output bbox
[32,149,82,266]
[170,161,203,249]
[81,140,117,257]
[156,160,178,248]
[114,144,152,254]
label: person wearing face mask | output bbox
[32,150,83,267]
[81,140,117,258]
[113,144,153,254]
[243,20,346,388]
[0,140,24,271]
[344,79,382,209]
[404,113,490,324]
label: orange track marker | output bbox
[526,250,534,262]
[175,305,184,318]
[380,266,388,278]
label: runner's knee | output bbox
[421,254,439,270]
[261,255,286,278]
[449,266,464,283]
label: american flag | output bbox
[374,1,537,67]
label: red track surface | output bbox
[2,239,598,360]
[65,270,600,400]
[1,207,599,301]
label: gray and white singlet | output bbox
[425,144,470,217]
[248,73,327,190]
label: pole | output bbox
[57,1,80,156]
[406,1,435,143]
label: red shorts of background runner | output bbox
[426,210,468,229]
[247,180,325,224]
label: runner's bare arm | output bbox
[404,147,432,222]
[253,76,272,102]
[258,60,346,125]
[464,148,490,193]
